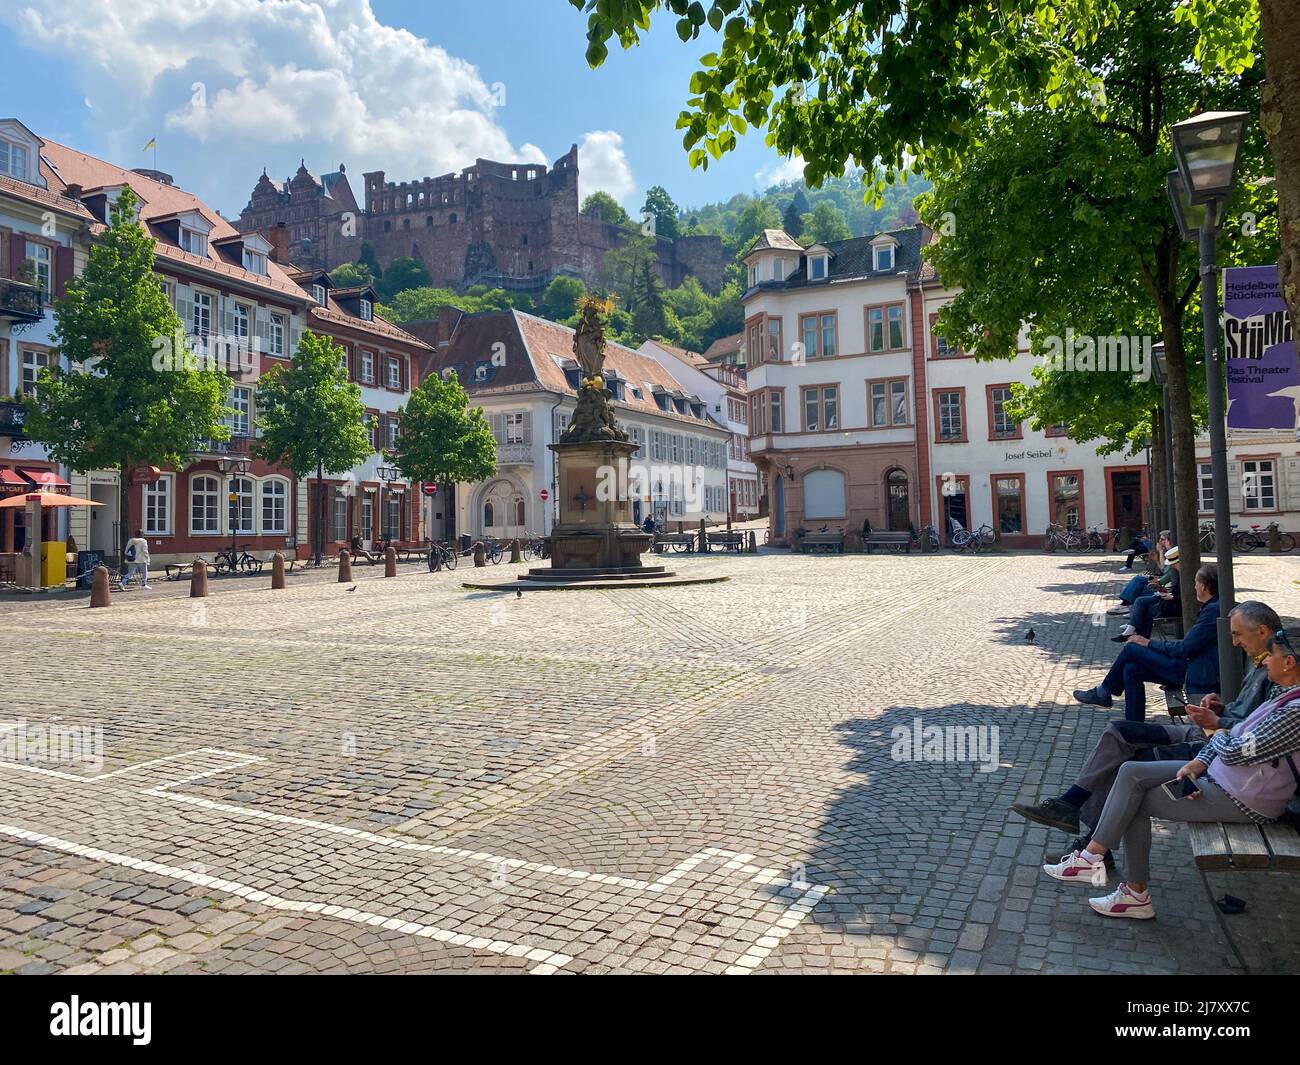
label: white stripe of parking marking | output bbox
[0,822,572,974]
[0,742,260,784]
[724,884,830,974]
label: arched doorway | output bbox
[477,478,527,540]
[886,468,910,531]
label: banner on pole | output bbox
[1223,265,1298,433]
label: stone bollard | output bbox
[698,518,707,553]
[271,552,286,589]
[1270,524,1282,553]
[190,559,209,598]
[473,541,487,567]
[338,550,353,583]
[384,545,397,577]
[509,538,522,563]
[747,530,757,554]
[89,564,111,608]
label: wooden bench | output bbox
[1188,818,1300,872]
[705,532,745,553]
[395,545,428,563]
[654,533,697,553]
[800,532,845,554]
[864,531,912,554]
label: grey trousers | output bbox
[1091,760,1251,884]
[1077,721,1205,829]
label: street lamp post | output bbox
[1149,343,1177,539]
[1167,110,1249,700]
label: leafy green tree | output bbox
[357,242,383,285]
[329,262,375,288]
[379,285,531,324]
[24,187,230,563]
[730,199,782,256]
[921,1,1269,623]
[580,191,632,227]
[641,185,681,240]
[804,201,851,245]
[539,276,588,320]
[781,200,804,239]
[600,234,658,297]
[377,257,431,302]
[629,259,668,342]
[387,371,497,537]
[254,330,371,565]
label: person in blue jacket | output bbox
[1074,564,1220,721]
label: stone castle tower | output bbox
[238,146,724,294]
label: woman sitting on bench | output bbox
[1042,626,1300,919]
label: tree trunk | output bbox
[117,458,130,566]
[1150,406,1167,534]
[1159,316,1201,631]
[1260,0,1300,334]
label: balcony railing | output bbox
[0,400,28,438]
[191,434,252,459]
[496,442,532,465]
[0,278,43,324]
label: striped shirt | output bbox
[1197,683,1300,822]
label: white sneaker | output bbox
[1043,850,1108,886]
[1089,883,1154,919]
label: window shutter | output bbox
[54,246,73,298]
[222,299,236,336]
[1226,460,1241,509]
[0,232,8,278]
[254,308,270,347]
[289,319,301,357]
[10,235,25,278]
[399,355,408,392]
[177,292,194,334]
[520,410,532,442]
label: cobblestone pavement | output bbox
[1,550,1298,975]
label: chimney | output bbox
[63,183,83,201]
[436,305,463,349]
[267,222,290,264]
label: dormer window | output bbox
[243,249,267,276]
[313,284,327,306]
[180,228,207,256]
[874,245,894,271]
[360,298,373,321]
[809,255,827,280]
[0,140,29,181]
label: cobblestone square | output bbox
[2,551,1298,974]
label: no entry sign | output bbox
[539,489,549,501]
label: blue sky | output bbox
[0,0,799,218]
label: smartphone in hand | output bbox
[1161,777,1200,801]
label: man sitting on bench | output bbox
[1072,564,1220,721]
[1011,601,1281,863]
[1035,626,1300,920]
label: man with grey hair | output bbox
[1011,600,1282,863]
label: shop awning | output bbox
[0,469,28,496]
[19,468,71,492]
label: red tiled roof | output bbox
[702,331,744,363]
[0,171,96,221]
[308,297,432,351]
[39,139,311,303]
[645,339,708,369]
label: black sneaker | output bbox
[1073,687,1114,708]
[1069,834,1116,871]
[1011,798,1081,834]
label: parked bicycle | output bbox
[1198,521,1216,552]
[953,523,997,552]
[521,536,550,561]
[426,540,459,571]
[914,523,941,550]
[1043,523,1086,552]
[1232,521,1296,553]
[212,543,259,575]
[479,537,505,565]
[1086,523,1118,551]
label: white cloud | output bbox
[577,130,636,208]
[755,154,806,189]
[2,0,550,197]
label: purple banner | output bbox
[1223,265,1298,431]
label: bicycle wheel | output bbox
[488,542,503,565]
[239,554,258,572]
[952,530,972,548]
[671,541,690,553]
[1232,532,1255,553]
[522,541,533,562]
[1278,533,1296,552]
[427,549,438,572]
